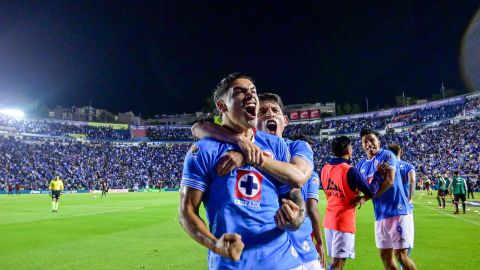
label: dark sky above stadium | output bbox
[0,1,479,116]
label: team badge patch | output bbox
[188,144,200,155]
[235,170,262,201]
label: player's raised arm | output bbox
[257,137,312,188]
[191,121,262,165]
[193,121,310,187]
[257,155,310,188]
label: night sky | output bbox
[0,1,479,116]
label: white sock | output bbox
[55,201,59,210]
[52,201,55,210]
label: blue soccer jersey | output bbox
[290,171,320,263]
[356,149,411,221]
[181,130,302,270]
[285,139,318,263]
[398,160,415,199]
[286,139,314,170]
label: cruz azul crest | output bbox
[235,170,263,201]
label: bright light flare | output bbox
[0,109,25,119]
[461,9,480,92]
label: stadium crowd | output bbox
[0,117,130,140]
[0,137,189,190]
[284,104,467,136]
[1,93,479,191]
[1,116,478,191]
[146,126,193,141]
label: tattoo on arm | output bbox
[288,188,306,227]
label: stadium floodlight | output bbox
[0,108,25,119]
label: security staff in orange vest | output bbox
[321,136,375,270]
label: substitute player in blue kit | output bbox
[388,144,416,208]
[356,129,417,270]
[179,73,305,270]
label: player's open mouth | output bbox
[243,100,257,121]
[266,120,277,135]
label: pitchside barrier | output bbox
[0,188,181,194]
[0,190,90,195]
[138,188,180,192]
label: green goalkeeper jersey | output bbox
[452,177,467,195]
[437,177,446,191]
[445,178,451,190]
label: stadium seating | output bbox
[0,93,479,190]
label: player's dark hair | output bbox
[454,171,459,176]
[387,143,402,156]
[213,73,254,114]
[288,133,313,144]
[360,128,379,138]
[258,93,285,114]
[330,136,351,157]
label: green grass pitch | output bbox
[1,191,479,269]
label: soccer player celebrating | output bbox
[387,144,416,208]
[356,129,416,270]
[49,175,64,213]
[192,92,326,269]
[321,136,374,270]
[436,173,447,209]
[191,91,325,269]
[452,171,467,214]
[179,73,305,270]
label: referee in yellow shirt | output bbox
[49,176,64,213]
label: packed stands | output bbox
[146,126,193,141]
[0,92,479,191]
[0,137,188,190]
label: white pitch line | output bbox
[52,207,144,219]
[415,203,480,227]
[62,206,139,209]
[1,207,144,225]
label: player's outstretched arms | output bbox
[178,186,244,261]
[275,189,306,230]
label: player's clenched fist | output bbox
[275,198,302,230]
[215,233,244,261]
